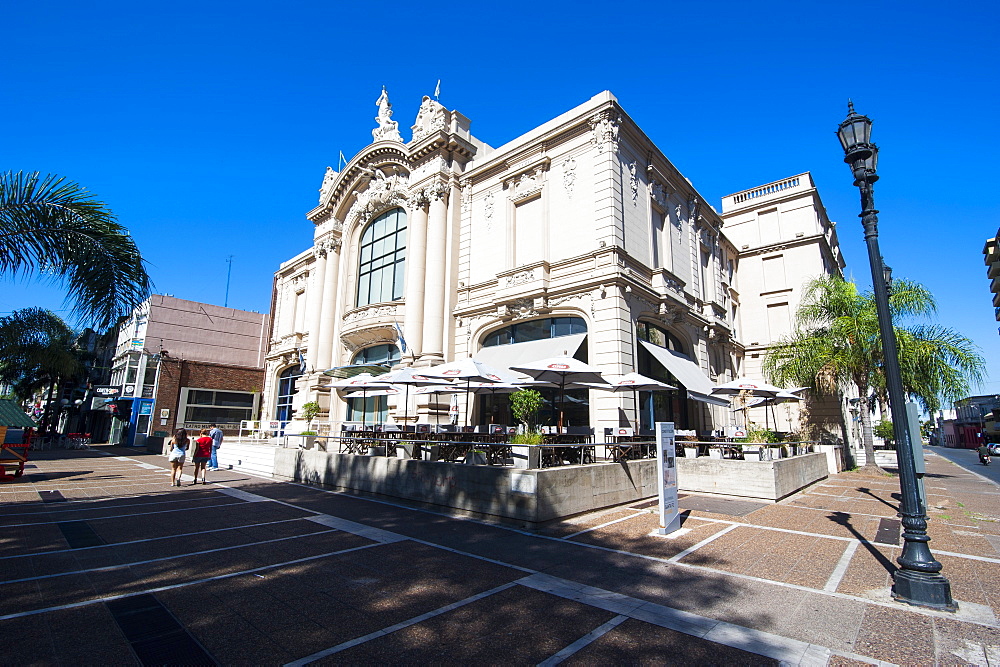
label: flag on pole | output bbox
[297,349,307,374]
[394,321,407,353]
[339,151,347,170]
[434,79,440,100]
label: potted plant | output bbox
[300,401,321,427]
[299,430,317,449]
[678,435,699,458]
[465,449,488,465]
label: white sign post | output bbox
[656,421,681,535]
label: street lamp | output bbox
[837,102,956,611]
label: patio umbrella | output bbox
[372,368,451,425]
[414,385,465,426]
[511,353,609,430]
[746,388,807,431]
[421,358,521,426]
[328,373,393,428]
[712,379,787,430]
[588,372,677,431]
[463,381,526,424]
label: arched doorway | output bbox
[275,366,301,428]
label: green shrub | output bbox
[300,401,321,422]
[510,432,544,445]
[510,389,543,430]
[736,427,779,444]
[300,431,317,436]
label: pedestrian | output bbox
[167,428,190,487]
[208,423,224,470]
[191,429,213,484]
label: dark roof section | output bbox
[0,399,37,428]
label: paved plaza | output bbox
[2,446,1000,665]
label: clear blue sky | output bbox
[3,1,998,394]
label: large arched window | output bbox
[479,316,591,427]
[347,344,400,422]
[636,321,688,431]
[357,208,407,307]
[275,366,301,427]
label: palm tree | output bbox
[763,275,984,470]
[0,171,151,329]
[0,308,87,432]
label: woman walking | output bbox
[167,428,190,487]
[191,429,213,485]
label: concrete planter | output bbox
[367,446,387,457]
[465,451,487,465]
[684,446,699,458]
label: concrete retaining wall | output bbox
[676,453,829,501]
[273,449,829,525]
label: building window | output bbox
[347,344,400,422]
[357,208,407,307]
[481,316,587,348]
[183,389,256,427]
[276,366,301,425]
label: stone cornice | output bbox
[734,233,830,257]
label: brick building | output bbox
[107,295,269,446]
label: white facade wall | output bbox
[261,91,844,440]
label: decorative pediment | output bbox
[410,96,448,143]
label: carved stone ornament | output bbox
[512,171,542,201]
[410,96,448,143]
[651,181,669,208]
[340,325,397,354]
[562,157,577,198]
[461,183,472,214]
[628,162,638,205]
[372,86,403,143]
[424,179,448,202]
[319,166,338,204]
[346,168,410,226]
[342,303,399,324]
[484,191,495,229]
[589,112,621,153]
[672,203,684,229]
[504,269,535,287]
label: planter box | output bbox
[684,446,699,458]
[465,452,487,465]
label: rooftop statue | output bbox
[372,86,403,143]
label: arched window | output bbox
[357,208,407,307]
[481,316,587,347]
[479,316,591,427]
[275,366,301,426]
[347,344,400,422]
[636,321,688,431]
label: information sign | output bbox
[656,422,681,535]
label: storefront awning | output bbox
[638,340,730,407]
[474,333,588,377]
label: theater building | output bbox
[263,89,844,438]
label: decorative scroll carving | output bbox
[484,191,495,229]
[589,112,621,152]
[424,178,448,202]
[346,168,410,226]
[503,269,535,287]
[461,183,472,214]
[342,303,399,324]
[672,203,684,229]
[410,96,448,143]
[562,157,577,198]
[628,161,638,205]
[319,166,338,204]
[372,86,403,143]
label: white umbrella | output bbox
[328,373,393,427]
[372,368,451,425]
[422,358,521,425]
[588,372,677,431]
[511,353,609,430]
[712,379,788,430]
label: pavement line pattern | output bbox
[824,540,860,592]
[667,523,740,563]
[283,581,521,666]
[2,529,340,584]
[6,500,249,526]
[518,573,863,667]
[306,513,409,544]
[216,487,275,502]
[0,494,233,516]
[0,540,385,622]
[536,614,629,666]
[0,517,308,560]
[563,510,647,539]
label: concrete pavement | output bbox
[1,444,999,665]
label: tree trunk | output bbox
[857,392,882,471]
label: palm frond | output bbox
[0,171,152,328]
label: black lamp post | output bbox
[837,102,956,611]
